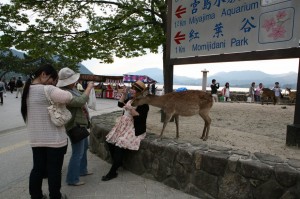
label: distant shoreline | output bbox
[155,84,291,94]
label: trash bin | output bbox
[160,110,174,122]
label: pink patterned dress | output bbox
[106,100,146,150]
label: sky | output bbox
[82,53,299,78]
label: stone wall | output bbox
[89,111,300,199]
[229,93,293,105]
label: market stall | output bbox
[79,74,157,99]
[79,74,123,99]
[123,74,157,84]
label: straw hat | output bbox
[56,67,80,87]
[132,80,146,93]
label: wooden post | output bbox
[286,58,300,147]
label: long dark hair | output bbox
[21,64,58,122]
[225,82,230,88]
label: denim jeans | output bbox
[30,145,67,199]
[66,137,88,184]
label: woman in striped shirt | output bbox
[21,64,73,199]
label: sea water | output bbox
[156,84,249,93]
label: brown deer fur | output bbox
[261,88,276,105]
[286,88,296,103]
[132,90,213,141]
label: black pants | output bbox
[106,142,126,175]
[0,92,3,103]
[30,145,67,199]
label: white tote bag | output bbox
[88,88,97,110]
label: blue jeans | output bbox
[30,145,67,199]
[66,138,88,184]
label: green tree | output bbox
[0,0,170,88]
[0,49,80,78]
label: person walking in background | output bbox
[248,82,255,103]
[3,78,8,90]
[210,79,219,102]
[57,67,94,186]
[147,84,150,94]
[272,82,282,104]
[21,64,73,199]
[151,83,157,95]
[161,86,165,95]
[15,76,24,98]
[82,80,88,90]
[102,80,149,181]
[255,83,264,102]
[221,82,230,102]
[8,77,16,93]
[0,78,6,105]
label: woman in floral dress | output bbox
[102,80,149,181]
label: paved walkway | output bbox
[0,91,198,198]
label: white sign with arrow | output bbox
[170,0,300,59]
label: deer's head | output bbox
[132,94,152,106]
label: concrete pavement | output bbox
[0,91,198,199]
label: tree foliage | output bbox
[0,49,79,79]
[0,0,167,65]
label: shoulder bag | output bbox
[67,124,90,144]
[44,86,72,127]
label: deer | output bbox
[261,88,277,105]
[132,90,213,141]
[286,88,296,103]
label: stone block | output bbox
[274,164,298,187]
[193,170,218,198]
[253,180,284,199]
[218,172,251,199]
[201,152,229,176]
[237,159,273,181]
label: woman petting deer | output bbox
[132,89,213,141]
[102,80,149,181]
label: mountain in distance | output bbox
[126,67,206,85]
[127,67,297,89]
[126,67,198,85]
[8,49,25,58]
[212,70,297,88]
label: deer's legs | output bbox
[199,111,211,141]
[160,113,173,139]
[174,115,179,138]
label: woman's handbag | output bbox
[44,86,72,127]
[67,124,90,144]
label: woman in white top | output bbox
[249,82,255,103]
[21,64,73,199]
[221,82,230,102]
